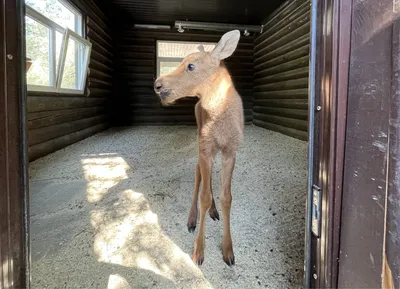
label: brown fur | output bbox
[154,30,244,266]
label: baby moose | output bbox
[154,30,244,266]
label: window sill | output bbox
[27,85,86,97]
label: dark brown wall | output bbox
[114,27,254,125]
[252,0,310,141]
[27,0,115,161]
[338,0,399,287]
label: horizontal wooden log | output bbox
[254,106,308,120]
[255,22,311,59]
[258,0,306,37]
[119,51,154,60]
[88,80,112,89]
[254,55,309,78]
[232,75,253,83]
[87,88,113,98]
[253,112,308,131]
[118,37,155,47]
[231,48,254,56]
[131,103,194,110]
[28,96,106,113]
[257,1,311,45]
[255,44,309,71]
[253,119,308,141]
[255,33,310,64]
[254,67,309,86]
[90,50,113,67]
[235,82,253,90]
[254,77,308,92]
[86,16,112,42]
[227,68,254,76]
[121,73,154,81]
[254,88,308,99]
[117,45,156,53]
[29,123,109,161]
[89,59,113,74]
[90,38,114,59]
[118,66,154,75]
[120,59,154,67]
[133,108,194,116]
[224,62,253,70]
[223,56,253,64]
[28,115,106,146]
[88,68,112,82]
[27,106,105,129]
[87,27,112,50]
[253,99,308,109]
[125,79,153,87]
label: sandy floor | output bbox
[29,125,307,289]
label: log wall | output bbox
[253,0,310,140]
[27,0,115,161]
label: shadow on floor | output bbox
[29,126,307,289]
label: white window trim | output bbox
[156,40,217,77]
[25,3,91,95]
[57,28,92,93]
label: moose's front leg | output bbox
[193,152,213,265]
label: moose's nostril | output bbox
[154,82,162,91]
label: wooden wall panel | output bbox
[27,0,115,161]
[253,0,310,140]
[115,28,254,125]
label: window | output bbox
[156,41,216,77]
[25,0,92,94]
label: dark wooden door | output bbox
[338,0,400,287]
[0,0,30,288]
[305,0,352,287]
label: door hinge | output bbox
[311,185,322,237]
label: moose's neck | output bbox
[197,65,235,114]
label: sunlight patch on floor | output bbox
[81,155,130,202]
[91,189,213,288]
[107,274,131,289]
[81,154,213,288]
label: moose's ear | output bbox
[211,30,240,60]
[197,44,205,53]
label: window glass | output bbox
[25,0,81,35]
[157,41,216,77]
[25,0,90,94]
[157,42,215,58]
[159,61,180,76]
[25,16,50,86]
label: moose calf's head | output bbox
[154,30,240,105]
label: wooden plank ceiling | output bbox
[109,0,285,25]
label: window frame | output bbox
[25,2,91,95]
[156,40,217,77]
[57,28,92,93]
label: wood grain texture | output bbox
[253,0,310,139]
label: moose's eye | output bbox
[187,64,195,71]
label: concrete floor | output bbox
[30,125,307,289]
